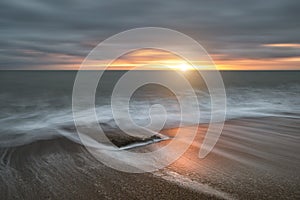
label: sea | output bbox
[0,70,299,148]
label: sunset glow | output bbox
[72,48,300,71]
[263,43,300,48]
[178,63,189,71]
[17,46,300,71]
[80,49,216,71]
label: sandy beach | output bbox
[0,116,299,199]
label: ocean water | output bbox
[0,70,299,148]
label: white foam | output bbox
[0,85,299,148]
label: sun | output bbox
[177,63,190,71]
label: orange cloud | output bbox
[262,43,300,48]
[213,57,300,70]
[32,48,300,71]
[77,49,215,70]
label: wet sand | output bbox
[0,117,299,199]
[158,117,300,199]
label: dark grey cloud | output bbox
[0,0,299,69]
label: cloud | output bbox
[0,0,299,69]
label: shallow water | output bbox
[0,70,299,148]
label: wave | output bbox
[0,83,299,148]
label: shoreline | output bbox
[0,116,299,199]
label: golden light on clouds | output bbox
[262,43,300,48]
[213,56,300,70]
[39,48,300,70]
[81,49,215,70]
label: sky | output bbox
[0,0,300,70]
